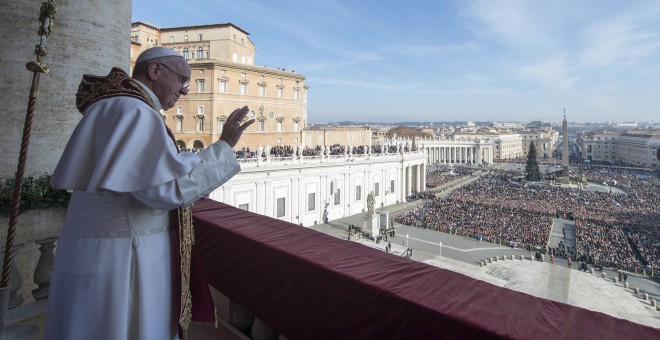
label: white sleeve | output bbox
[129,140,240,210]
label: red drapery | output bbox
[192,199,659,339]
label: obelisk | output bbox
[562,109,569,184]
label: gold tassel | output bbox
[178,205,195,339]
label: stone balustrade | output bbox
[0,207,64,325]
[239,148,425,169]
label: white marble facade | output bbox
[210,151,427,227]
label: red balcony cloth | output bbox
[192,199,659,339]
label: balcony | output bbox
[3,199,659,338]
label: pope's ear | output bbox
[145,61,161,81]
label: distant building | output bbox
[130,22,308,151]
[526,120,552,129]
[520,129,558,159]
[492,121,525,129]
[579,130,660,168]
[618,121,638,128]
[454,131,523,160]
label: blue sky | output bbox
[133,0,660,124]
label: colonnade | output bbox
[402,163,425,197]
[425,144,494,165]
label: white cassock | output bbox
[44,82,239,340]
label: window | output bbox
[183,48,189,60]
[176,117,183,132]
[198,34,203,41]
[197,47,204,59]
[294,90,299,100]
[307,193,315,212]
[276,197,285,218]
[176,106,183,115]
[197,106,204,115]
[355,185,362,201]
[259,84,265,96]
[169,36,174,43]
[197,117,204,132]
[217,119,225,132]
[220,80,227,93]
[294,120,298,131]
[232,53,238,62]
[334,189,341,205]
[390,180,395,194]
[277,120,282,132]
[240,83,247,95]
[197,79,205,92]
[259,120,265,132]
[374,183,380,196]
[241,38,244,45]
[184,35,188,41]
[241,55,246,64]
[239,203,249,210]
[277,87,283,98]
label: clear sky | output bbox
[133,0,660,124]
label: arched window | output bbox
[197,47,204,59]
[183,48,189,60]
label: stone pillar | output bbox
[8,260,24,308]
[0,0,132,178]
[363,213,378,238]
[32,237,57,301]
[406,166,412,196]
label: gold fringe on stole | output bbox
[178,205,195,339]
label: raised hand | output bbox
[220,106,255,148]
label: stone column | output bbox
[406,166,412,196]
[0,0,132,178]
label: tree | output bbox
[525,143,542,181]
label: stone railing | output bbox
[238,149,425,169]
[0,207,64,324]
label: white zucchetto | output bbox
[135,47,184,64]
